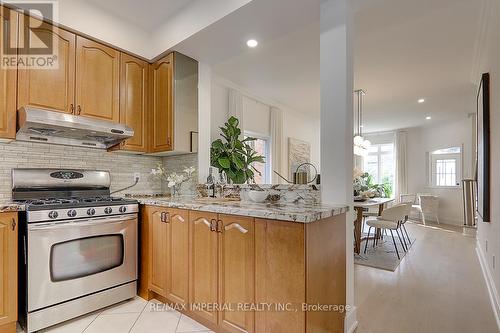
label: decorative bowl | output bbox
[248,190,268,203]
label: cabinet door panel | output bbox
[149,53,173,152]
[117,53,148,152]
[189,211,218,325]
[219,215,255,333]
[165,208,189,305]
[18,16,75,114]
[0,213,17,327]
[0,7,17,139]
[149,209,168,297]
[255,219,305,333]
[76,36,119,121]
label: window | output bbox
[244,132,271,184]
[363,143,395,196]
[429,147,462,187]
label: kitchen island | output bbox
[136,196,348,333]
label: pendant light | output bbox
[354,89,371,156]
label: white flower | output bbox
[183,166,196,177]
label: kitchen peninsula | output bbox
[137,196,348,333]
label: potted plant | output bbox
[210,116,265,184]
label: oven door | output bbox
[27,214,137,312]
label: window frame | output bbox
[428,146,463,189]
[243,131,271,184]
[364,143,395,184]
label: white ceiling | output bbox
[173,0,320,115]
[354,0,482,133]
[85,0,196,33]
[174,0,482,132]
[53,0,252,58]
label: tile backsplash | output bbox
[161,153,199,195]
[0,141,164,200]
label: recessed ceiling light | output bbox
[426,116,432,120]
[246,39,258,48]
[418,98,425,104]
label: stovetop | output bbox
[19,196,138,211]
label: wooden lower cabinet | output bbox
[0,212,18,333]
[139,206,346,333]
[189,211,219,325]
[144,206,188,304]
[218,215,254,333]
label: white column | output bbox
[320,0,356,332]
[198,62,212,183]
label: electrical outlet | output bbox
[134,173,140,182]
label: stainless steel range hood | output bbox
[16,107,134,149]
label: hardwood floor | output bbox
[355,222,498,333]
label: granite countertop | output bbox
[133,196,349,223]
[0,201,26,213]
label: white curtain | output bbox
[270,107,283,183]
[395,131,408,202]
[228,89,244,137]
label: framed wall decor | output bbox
[477,73,490,222]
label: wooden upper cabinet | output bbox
[115,53,148,152]
[189,211,219,325]
[76,36,120,122]
[149,53,173,153]
[218,215,255,333]
[165,208,189,305]
[0,7,17,140]
[17,16,76,114]
[0,212,18,331]
[148,208,168,297]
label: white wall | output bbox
[405,117,473,225]
[210,78,321,181]
[320,0,356,332]
[476,0,500,327]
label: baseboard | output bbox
[476,242,500,331]
[344,305,358,333]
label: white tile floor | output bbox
[19,297,213,333]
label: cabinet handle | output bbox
[11,218,16,231]
[160,212,165,223]
[171,214,185,223]
[194,217,212,229]
[77,105,82,115]
[70,104,75,114]
[164,212,170,223]
[224,222,248,234]
[217,219,224,233]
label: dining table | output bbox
[353,197,395,254]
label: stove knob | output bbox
[87,208,96,216]
[119,206,127,213]
[67,209,77,218]
[48,211,58,219]
[104,207,113,214]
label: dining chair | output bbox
[419,195,440,224]
[364,204,408,260]
[400,202,413,246]
[400,193,425,225]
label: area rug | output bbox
[355,233,417,271]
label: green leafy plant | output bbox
[353,172,393,198]
[210,117,265,184]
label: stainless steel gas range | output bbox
[13,169,139,333]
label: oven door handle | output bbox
[28,215,137,231]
